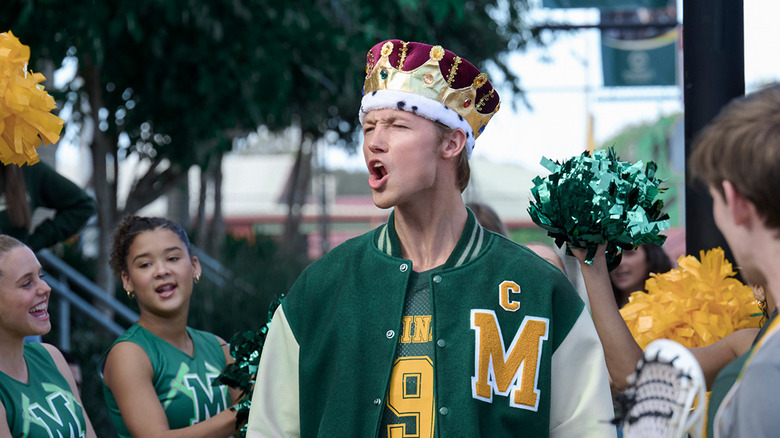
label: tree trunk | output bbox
[207,152,224,256]
[195,160,209,249]
[82,58,117,307]
[282,135,312,262]
[167,179,190,228]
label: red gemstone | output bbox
[464,99,472,108]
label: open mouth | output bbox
[29,302,49,319]
[155,283,176,298]
[368,160,388,189]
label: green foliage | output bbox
[3,0,538,166]
[186,232,307,340]
[510,226,556,246]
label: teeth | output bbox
[30,303,47,313]
[374,162,383,168]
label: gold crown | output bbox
[363,40,500,141]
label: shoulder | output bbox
[104,326,153,369]
[103,340,153,384]
[38,343,67,369]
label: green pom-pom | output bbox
[528,148,669,268]
[215,296,284,437]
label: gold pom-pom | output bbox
[620,247,762,350]
[0,31,64,166]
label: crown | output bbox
[359,40,500,157]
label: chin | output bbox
[31,322,52,337]
[372,194,394,210]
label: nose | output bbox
[364,126,388,156]
[38,277,52,295]
[154,262,171,278]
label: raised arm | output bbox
[572,245,761,392]
[570,245,643,390]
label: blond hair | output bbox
[0,234,25,278]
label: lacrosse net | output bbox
[617,338,707,438]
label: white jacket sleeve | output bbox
[246,307,301,438]
[549,309,618,438]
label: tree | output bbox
[3,0,541,290]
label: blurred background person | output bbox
[468,202,565,271]
[0,162,95,252]
[467,201,509,237]
[609,243,672,307]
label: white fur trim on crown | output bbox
[359,89,476,157]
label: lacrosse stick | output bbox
[617,339,707,438]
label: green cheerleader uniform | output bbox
[0,342,89,437]
[101,324,230,437]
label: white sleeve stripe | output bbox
[550,310,617,438]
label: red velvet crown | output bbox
[360,39,500,156]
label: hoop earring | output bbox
[126,289,135,299]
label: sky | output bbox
[325,0,780,174]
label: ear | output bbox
[191,255,202,278]
[440,128,467,159]
[722,180,756,226]
[120,271,133,292]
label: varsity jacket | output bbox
[247,210,616,437]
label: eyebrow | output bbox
[15,272,35,286]
[131,247,185,263]
[364,114,404,126]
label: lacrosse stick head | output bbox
[617,339,707,438]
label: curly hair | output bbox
[109,216,192,277]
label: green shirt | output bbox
[0,342,89,437]
[0,161,95,251]
[102,324,230,437]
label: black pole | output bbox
[683,0,744,267]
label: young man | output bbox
[246,39,616,437]
[689,83,780,438]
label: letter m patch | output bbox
[470,310,549,411]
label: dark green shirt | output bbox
[0,161,95,251]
